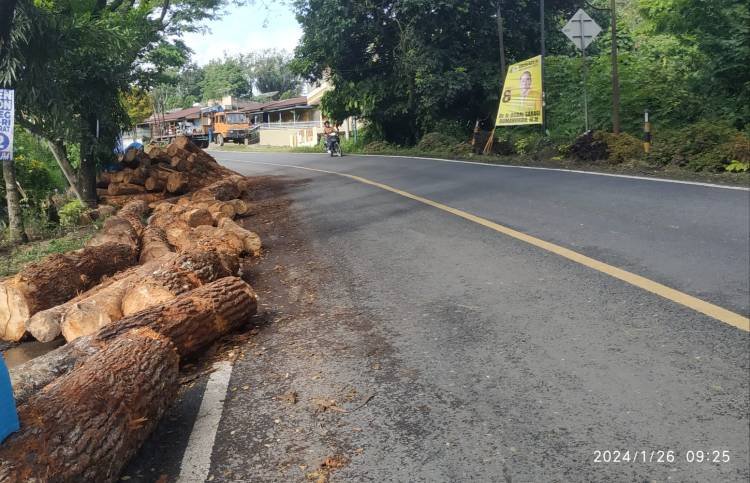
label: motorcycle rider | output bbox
[323,121,337,153]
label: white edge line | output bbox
[212,149,750,192]
[176,360,233,483]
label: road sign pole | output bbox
[562,9,601,134]
[610,0,621,134]
[578,15,589,131]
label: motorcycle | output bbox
[325,133,343,157]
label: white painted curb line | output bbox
[177,360,233,483]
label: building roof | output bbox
[242,96,309,114]
[234,100,267,111]
[145,106,201,124]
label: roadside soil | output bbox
[123,174,388,482]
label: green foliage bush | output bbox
[513,133,546,156]
[363,141,394,152]
[417,132,454,152]
[59,200,86,227]
[648,121,749,171]
[725,161,749,173]
[595,132,644,163]
[449,142,474,157]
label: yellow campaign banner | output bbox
[495,55,543,126]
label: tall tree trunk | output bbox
[79,115,99,207]
[46,139,84,203]
[2,158,27,244]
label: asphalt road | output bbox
[129,152,750,482]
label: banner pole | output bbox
[483,127,496,155]
[540,0,546,135]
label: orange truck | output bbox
[201,110,257,145]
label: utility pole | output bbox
[496,0,506,80]
[610,0,620,134]
[540,0,546,134]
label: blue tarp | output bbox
[0,355,19,443]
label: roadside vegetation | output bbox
[2,0,748,253]
[289,0,749,177]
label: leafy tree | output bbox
[244,49,301,97]
[2,0,240,208]
[292,0,577,143]
[201,57,252,100]
[122,88,154,127]
[638,0,749,127]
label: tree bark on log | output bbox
[61,250,238,341]
[217,218,262,256]
[139,226,172,264]
[182,208,214,227]
[0,328,179,483]
[12,277,257,404]
[166,172,188,193]
[192,178,241,202]
[25,260,168,343]
[0,243,137,341]
[144,176,165,192]
[86,200,147,252]
[9,334,99,404]
[99,193,164,207]
[170,155,193,172]
[174,135,202,153]
[122,168,147,186]
[229,199,249,216]
[100,276,256,357]
[107,182,146,196]
[86,216,140,252]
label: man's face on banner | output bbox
[520,71,532,95]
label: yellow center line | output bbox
[236,159,750,332]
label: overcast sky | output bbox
[182,2,302,65]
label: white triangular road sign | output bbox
[562,9,602,51]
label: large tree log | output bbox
[217,218,262,256]
[9,334,100,404]
[144,175,165,192]
[166,172,188,193]
[122,167,147,186]
[107,182,146,196]
[99,193,165,208]
[174,135,202,153]
[139,226,173,263]
[26,259,169,343]
[61,250,238,341]
[191,178,241,202]
[96,171,112,188]
[229,198,249,216]
[101,276,256,357]
[171,155,193,172]
[0,328,179,483]
[0,243,137,341]
[86,199,147,252]
[12,277,257,404]
[166,144,191,159]
[86,216,140,251]
[182,208,214,227]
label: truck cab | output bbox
[210,111,253,145]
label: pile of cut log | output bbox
[0,136,262,481]
[97,135,237,206]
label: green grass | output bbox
[0,226,97,278]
